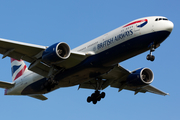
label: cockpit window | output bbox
[163,18,168,20]
[155,18,168,21]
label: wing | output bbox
[0,38,47,62]
[79,64,168,96]
[0,81,15,89]
[0,38,87,77]
[79,64,130,90]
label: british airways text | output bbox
[97,29,133,49]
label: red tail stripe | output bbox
[13,65,27,81]
[11,58,22,63]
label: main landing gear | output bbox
[41,66,63,92]
[87,90,105,104]
[146,43,155,61]
[41,78,59,92]
[86,78,106,104]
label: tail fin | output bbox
[11,58,28,81]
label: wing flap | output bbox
[28,59,50,77]
[0,81,15,89]
[121,85,168,96]
[29,51,87,77]
[55,51,87,68]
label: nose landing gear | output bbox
[146,43,156,61]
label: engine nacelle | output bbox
[42,42,71,64]
[126,68,154,86]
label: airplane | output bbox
[0,16,173,104]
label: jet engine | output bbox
[42,42,71,64]
[126,68,154,86]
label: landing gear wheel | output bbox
[87,96,91,103]
[86,91,106,104]
[146,54,155,61]
[97,97,101,101]
[93,100,97,104]
[146,54,150,60]
[150,55,155,61]
[101,92,105,98]
[146,42,156,61]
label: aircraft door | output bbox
[133,24,141,36]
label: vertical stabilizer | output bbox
[11,58,28,81]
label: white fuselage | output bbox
[73,16,173,54]
[6,16,174,96]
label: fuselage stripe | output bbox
[123,19,148,28]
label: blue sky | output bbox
[0,0,179,120]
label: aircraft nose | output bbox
[166,21,174,32]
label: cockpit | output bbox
[155,18,168,21]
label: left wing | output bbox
[79,64,168,96]
[0,38,47,63]
[0,38,87,77]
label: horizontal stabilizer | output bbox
[0,81,15,89]
[29,94,48,101]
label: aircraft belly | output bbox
[55,66,113,87]
[21,30,171,95]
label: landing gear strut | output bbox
[146,43,155,61]
[41,66,64,92]
[87,91,105,104]
[41,78,58,92]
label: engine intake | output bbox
[42,42,70,64]
[126,68,154,86]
